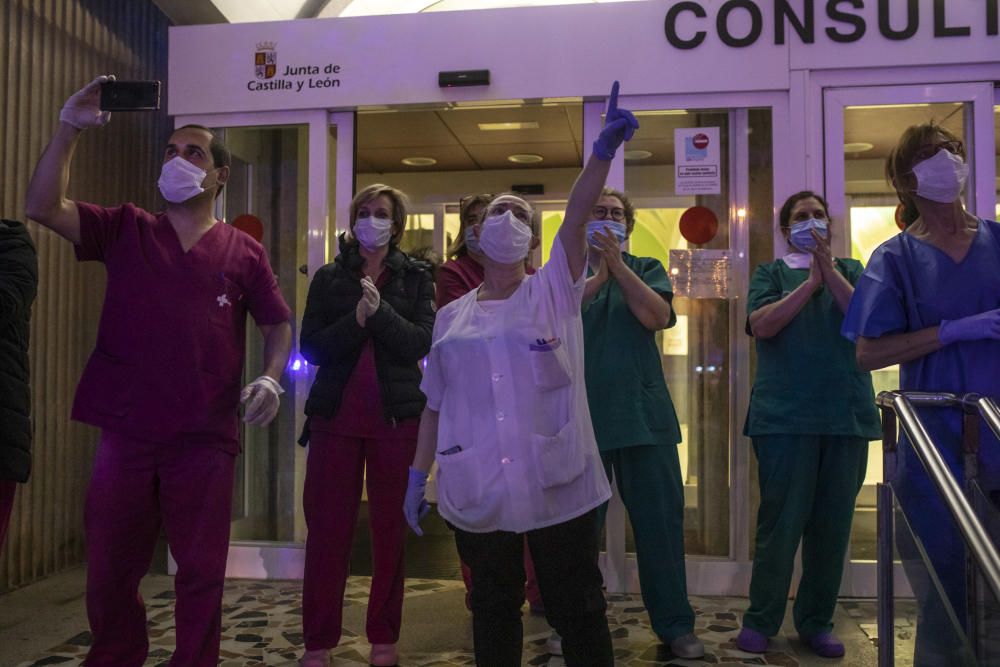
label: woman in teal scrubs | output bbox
[737,191,880,659]
[582,187,703,660]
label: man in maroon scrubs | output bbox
[26,75,293,667]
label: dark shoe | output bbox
[736,626,768,653]
[801,632,845,658]
[670,633,705,658]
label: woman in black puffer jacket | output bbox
[297,184,435,667]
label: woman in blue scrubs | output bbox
[738,191,880,659]
[841,122,1000,664]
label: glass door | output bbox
[822,82,997,595]
[601,92,787,595]
[166,110,352,578]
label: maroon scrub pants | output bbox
[0,480,16,551]
[82,430,235,667]
[302,431,416,650]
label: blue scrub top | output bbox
[841,219,1000,494]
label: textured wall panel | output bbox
[0,0,172,592]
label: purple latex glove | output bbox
[404,467,432,536]
[938,308,1000,345]
[592,81,639,161]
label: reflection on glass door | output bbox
[622,107,774,558]
[220,125,310,543]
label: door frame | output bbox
[596,91,793,594]
[167,109,356,579]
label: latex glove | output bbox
[60,75,114,129]
[592,81,639,161]
[404,467,432,536]
[590,226,626,277]
[939,309,1000,345]
[240,375,284,426]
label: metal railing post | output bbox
[877,404,898,667]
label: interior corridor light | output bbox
[844,142,875,153]
[401,157,437,166]
[478,121,539,131]
[624,149,653,160]
[507,154,544,164]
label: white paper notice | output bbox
[674,127,721,195]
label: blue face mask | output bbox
[788,218,828,251]
[464,226,482,254]
[586,220,627,246]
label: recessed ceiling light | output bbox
[478,121,540,131]
[401,157,437,166]
[844,142,874,153]
[624,149,653,160]
[633,109,688,116]
[507,154,544,164]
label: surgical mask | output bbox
[158,156,208,203]
[586,220,627,246]
[353,216,394,250]
[464,226,482,254]
[478,210,532,264]
[788,218,828,251]
[912,149,968,204]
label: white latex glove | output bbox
[356,276,381,326]
[240,375,284,426]
[59,75,114,129]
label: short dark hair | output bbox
[779,190,830,230]
[886,121,963,227]
[174,124,231,199]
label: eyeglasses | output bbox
[592,206,626,222]
[914,140,963,162]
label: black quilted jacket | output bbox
[298,234,435,445]
[0,220,38,482]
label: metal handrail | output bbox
[876,391,1000,604]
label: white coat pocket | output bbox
[528,338,572,391]
[532,421,585,489]
[435,445,483,511]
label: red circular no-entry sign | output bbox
[692,133,710,150]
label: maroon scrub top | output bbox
[71,202,292,452]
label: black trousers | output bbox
[453,508,613,667]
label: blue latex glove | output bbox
[592,81,639,161]
[404,467,432,536]
[938,309,1000,345]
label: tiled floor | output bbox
[9,575,881,666]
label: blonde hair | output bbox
[349,183,409,245]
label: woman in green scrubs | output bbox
[736,191,880,659]
[583,187,703,660]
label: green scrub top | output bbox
[744,258,881,439]
[583,253,682,452]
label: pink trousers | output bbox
[302,432,416,649]
[82,431,235,667]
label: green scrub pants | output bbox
[743,434,868,638]
[596,444,694,642]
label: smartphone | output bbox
[100,80,161,111]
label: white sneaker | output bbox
[545,631,563,656]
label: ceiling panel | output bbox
[437,104,581,146]
[357,110,460,149]
[467,142,580,170]
[361,145,477,173]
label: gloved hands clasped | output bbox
[240,375,284,427]
[939,309,1000,345]
[592,81,639,161]
[404,467,432,536]
[60,75,114,130]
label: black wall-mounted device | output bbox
[438,70,490,87]
[512,184,545,196]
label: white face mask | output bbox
[158,156,209,203]
[478,210,532,265]
[912,149,969,204]
[353,216,394,250]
